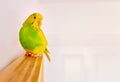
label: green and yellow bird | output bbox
[19,13,50,61]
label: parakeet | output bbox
[19,13,50,61]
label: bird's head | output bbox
[23,13,43,29]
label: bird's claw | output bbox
[25,51,42,58]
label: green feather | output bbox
[19,23,43,51]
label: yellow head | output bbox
[23,13,43,29]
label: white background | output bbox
[0,0,120,82]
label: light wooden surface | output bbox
[0,55,44,82]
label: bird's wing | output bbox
[38,29,48,45]
[38,30,51,61]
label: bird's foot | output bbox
[25,51,42,58]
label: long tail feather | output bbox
[44,48,51,62]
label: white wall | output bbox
[0,0,120,82]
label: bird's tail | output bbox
[44,48,51,62]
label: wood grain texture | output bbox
[0,55,44,82]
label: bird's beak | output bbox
[38,20,42,27]
[32,20,42,29]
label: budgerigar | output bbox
[19,13,50,61]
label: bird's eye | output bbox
[34,16,36,19]
[32,22,34,24]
